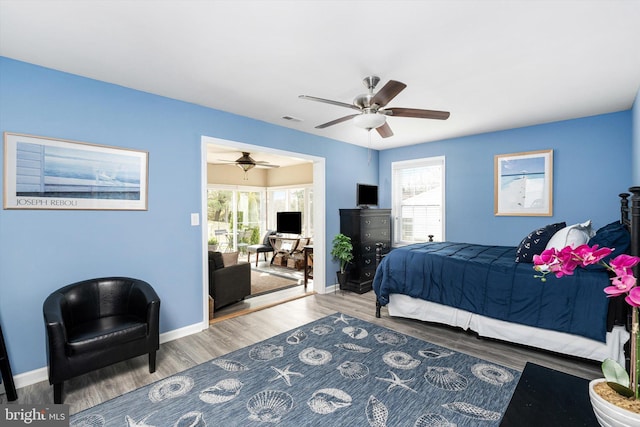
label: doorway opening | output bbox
[200,136,326,325]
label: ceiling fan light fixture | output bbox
[237,162,255,173]
[236,162,255,180]
[352,113,386,130]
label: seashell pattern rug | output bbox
[70,313,521,426]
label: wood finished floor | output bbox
[2,290,601,415]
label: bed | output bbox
[373,187,640,365]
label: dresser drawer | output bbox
[359,242,390,256]
[361,227,390,243]
[361,215,390,229]
[357,268,376,282]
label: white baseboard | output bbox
[324,283,338,293]
[11,366,49,391]
[10,320,209,390]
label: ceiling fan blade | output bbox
[255,164,280,169]
[299,95,361,111]
[376,122,394,138]
[315,114,359,129]
[384,107,450,120]
[370,80,406,108]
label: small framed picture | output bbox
[494,149,553,216]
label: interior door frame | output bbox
[200,136,326,326]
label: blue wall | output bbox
[0,56,636,381]
[0,57,378,376]
[379,112,633,246]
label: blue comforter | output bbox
[372,242,611,342]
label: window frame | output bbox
[391,156,446,246]
[266,184,313,237]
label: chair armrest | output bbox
[42,292,69,362]
[209,263,251,292]
[129,279,161,333]
[211,262,250,280]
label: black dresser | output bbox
[339,208,391,293]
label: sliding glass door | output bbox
[207,187,264,251]
[208,184,313,253]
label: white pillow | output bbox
[545,220,595,250]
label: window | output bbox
[207,187,265,250]
[267,186,313,236]
[392,156,445,245]
[208,184,313,250]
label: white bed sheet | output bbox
[388,293,629,366]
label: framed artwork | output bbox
[494,149,553,216]
[3,132,148,210]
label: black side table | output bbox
[500,362,597,426]
[0,324,18,401]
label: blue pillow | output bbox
[586,221,631,270]
[515,222,566,263]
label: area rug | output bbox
[70,314,521,426]
[254,265,304,282]
[250,270,299,297]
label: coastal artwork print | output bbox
[3,133,148,210]
[494,149,553,216]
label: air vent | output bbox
[282,115,303,122]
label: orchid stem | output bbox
[634,307,639,399]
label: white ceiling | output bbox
[1,0,640,151]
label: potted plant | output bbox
[208,237,219,251]
[331,233,353,289]
[533,245,640,425]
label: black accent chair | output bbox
[247,230,277,267]
[208,251,251,310]
[43,277,160,404]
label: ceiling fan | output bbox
[213,152,280,179]
[299,76,450,138]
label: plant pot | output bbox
[589,379,640,427]
[336,271,348,289]
[208,244,218,252]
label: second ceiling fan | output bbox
[299,76,450,138]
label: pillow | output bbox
[545,220,595,250]
[263,230,276,245]
[208,251,225,270]
[585,221,631,270]
[221,251,239,267]
[515,222,566,263]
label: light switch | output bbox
[191,213,199,226]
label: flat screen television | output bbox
[357,183,378,208]
[276,211,302,235]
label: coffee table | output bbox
[500,362,598,426]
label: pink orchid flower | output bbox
[605,274,637,296]
[610,254,640,276]
[626,287,640,307]
[573,244,613,267]
[534,245,640,303]
[533,248,557,266]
